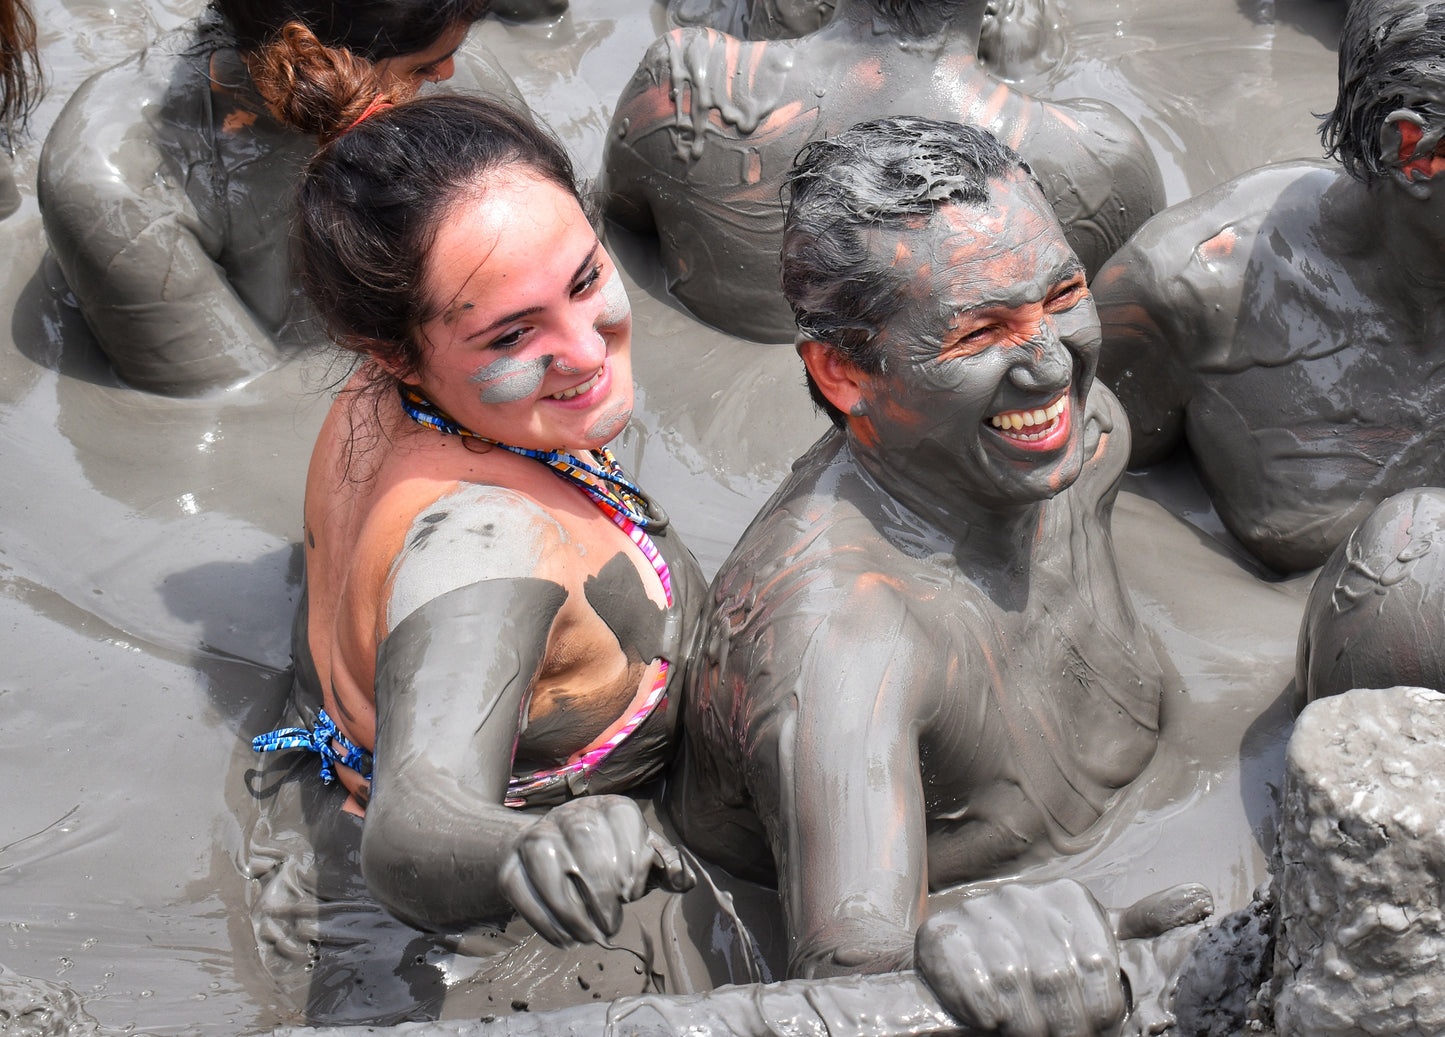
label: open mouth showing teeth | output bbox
[987,395,1066,442]
[550,371,602,400]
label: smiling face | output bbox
[408,170,635,453]
[837,172,1100,511]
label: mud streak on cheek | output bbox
[470,353,554,403]
[598,269,631,328]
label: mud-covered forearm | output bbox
[789,916,917,978]
[362,578,568,933]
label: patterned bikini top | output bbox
[251,389,677,809]
[399,385,676,808]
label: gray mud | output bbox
[0,0,1340,1032]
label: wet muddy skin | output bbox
[0,0,1342,1032]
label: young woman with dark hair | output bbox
[243,24,703,979]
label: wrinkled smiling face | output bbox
[852,173,1100,511]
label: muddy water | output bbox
[0,0,1341,1032]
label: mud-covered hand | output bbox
[1111,883,1212,941]
[498,795,696,946]
[916,878,1126,1037]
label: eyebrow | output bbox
[417,45,461,69]
[448,243,601,334]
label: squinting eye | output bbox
[572,264,602,296]
[1048,281,1087,308]
[489,328,525,350]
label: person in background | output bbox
[605,0,1161,343]
[38,0,519,395]
[1093,0,1445,573]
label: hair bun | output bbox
[251,21,388,143]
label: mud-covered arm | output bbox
[1092,235,1195,467]
[361,488,691,938]
[746,583,941,979]
[750,586,1140,1033]
[37,60,282,396]
[361,576,568,931]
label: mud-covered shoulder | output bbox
[1098,161,1333,361]
[1030,95,1165,274]
[382,484,572,633]
[38,30,209,204]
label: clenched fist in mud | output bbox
[500,796,696,947]
[917,879,1214,1036]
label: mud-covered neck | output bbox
[840,428,1047,569]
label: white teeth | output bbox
[550,371,601,400]
[988,396,1066,436]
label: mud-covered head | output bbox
[782,116,1028,425]
[783,116,1099,511]
[1321,0,1445,183]
[213,0,489,62]
[257,35,634,453]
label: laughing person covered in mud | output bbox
[676,117,1210,1033]
[37,0,521,396]
[242,26,705,1016]
[1093,0,1445,574]
[603,0,1162,344]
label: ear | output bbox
[1381,109,1439,199]
[798,339,870,418]
[347,334,419,382]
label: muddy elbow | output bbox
[359,790,512,933]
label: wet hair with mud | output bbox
[211,0,489,61]
[0,0,42,134]
[865,0,973,38]
[1320,0,1445,182]
[780,115,1029,425]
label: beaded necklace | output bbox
[397,385,667,531]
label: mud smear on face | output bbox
[471,352,555,403]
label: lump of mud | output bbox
[1272,686,1445,1037]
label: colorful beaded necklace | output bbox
[397,384,667,531]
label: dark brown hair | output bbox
[253,26,579,382]
[0,0,42,134]
[213,0,489,61]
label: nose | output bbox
[426,57,456,84]
[1006,321,1071,394]
[552,308,609,374]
